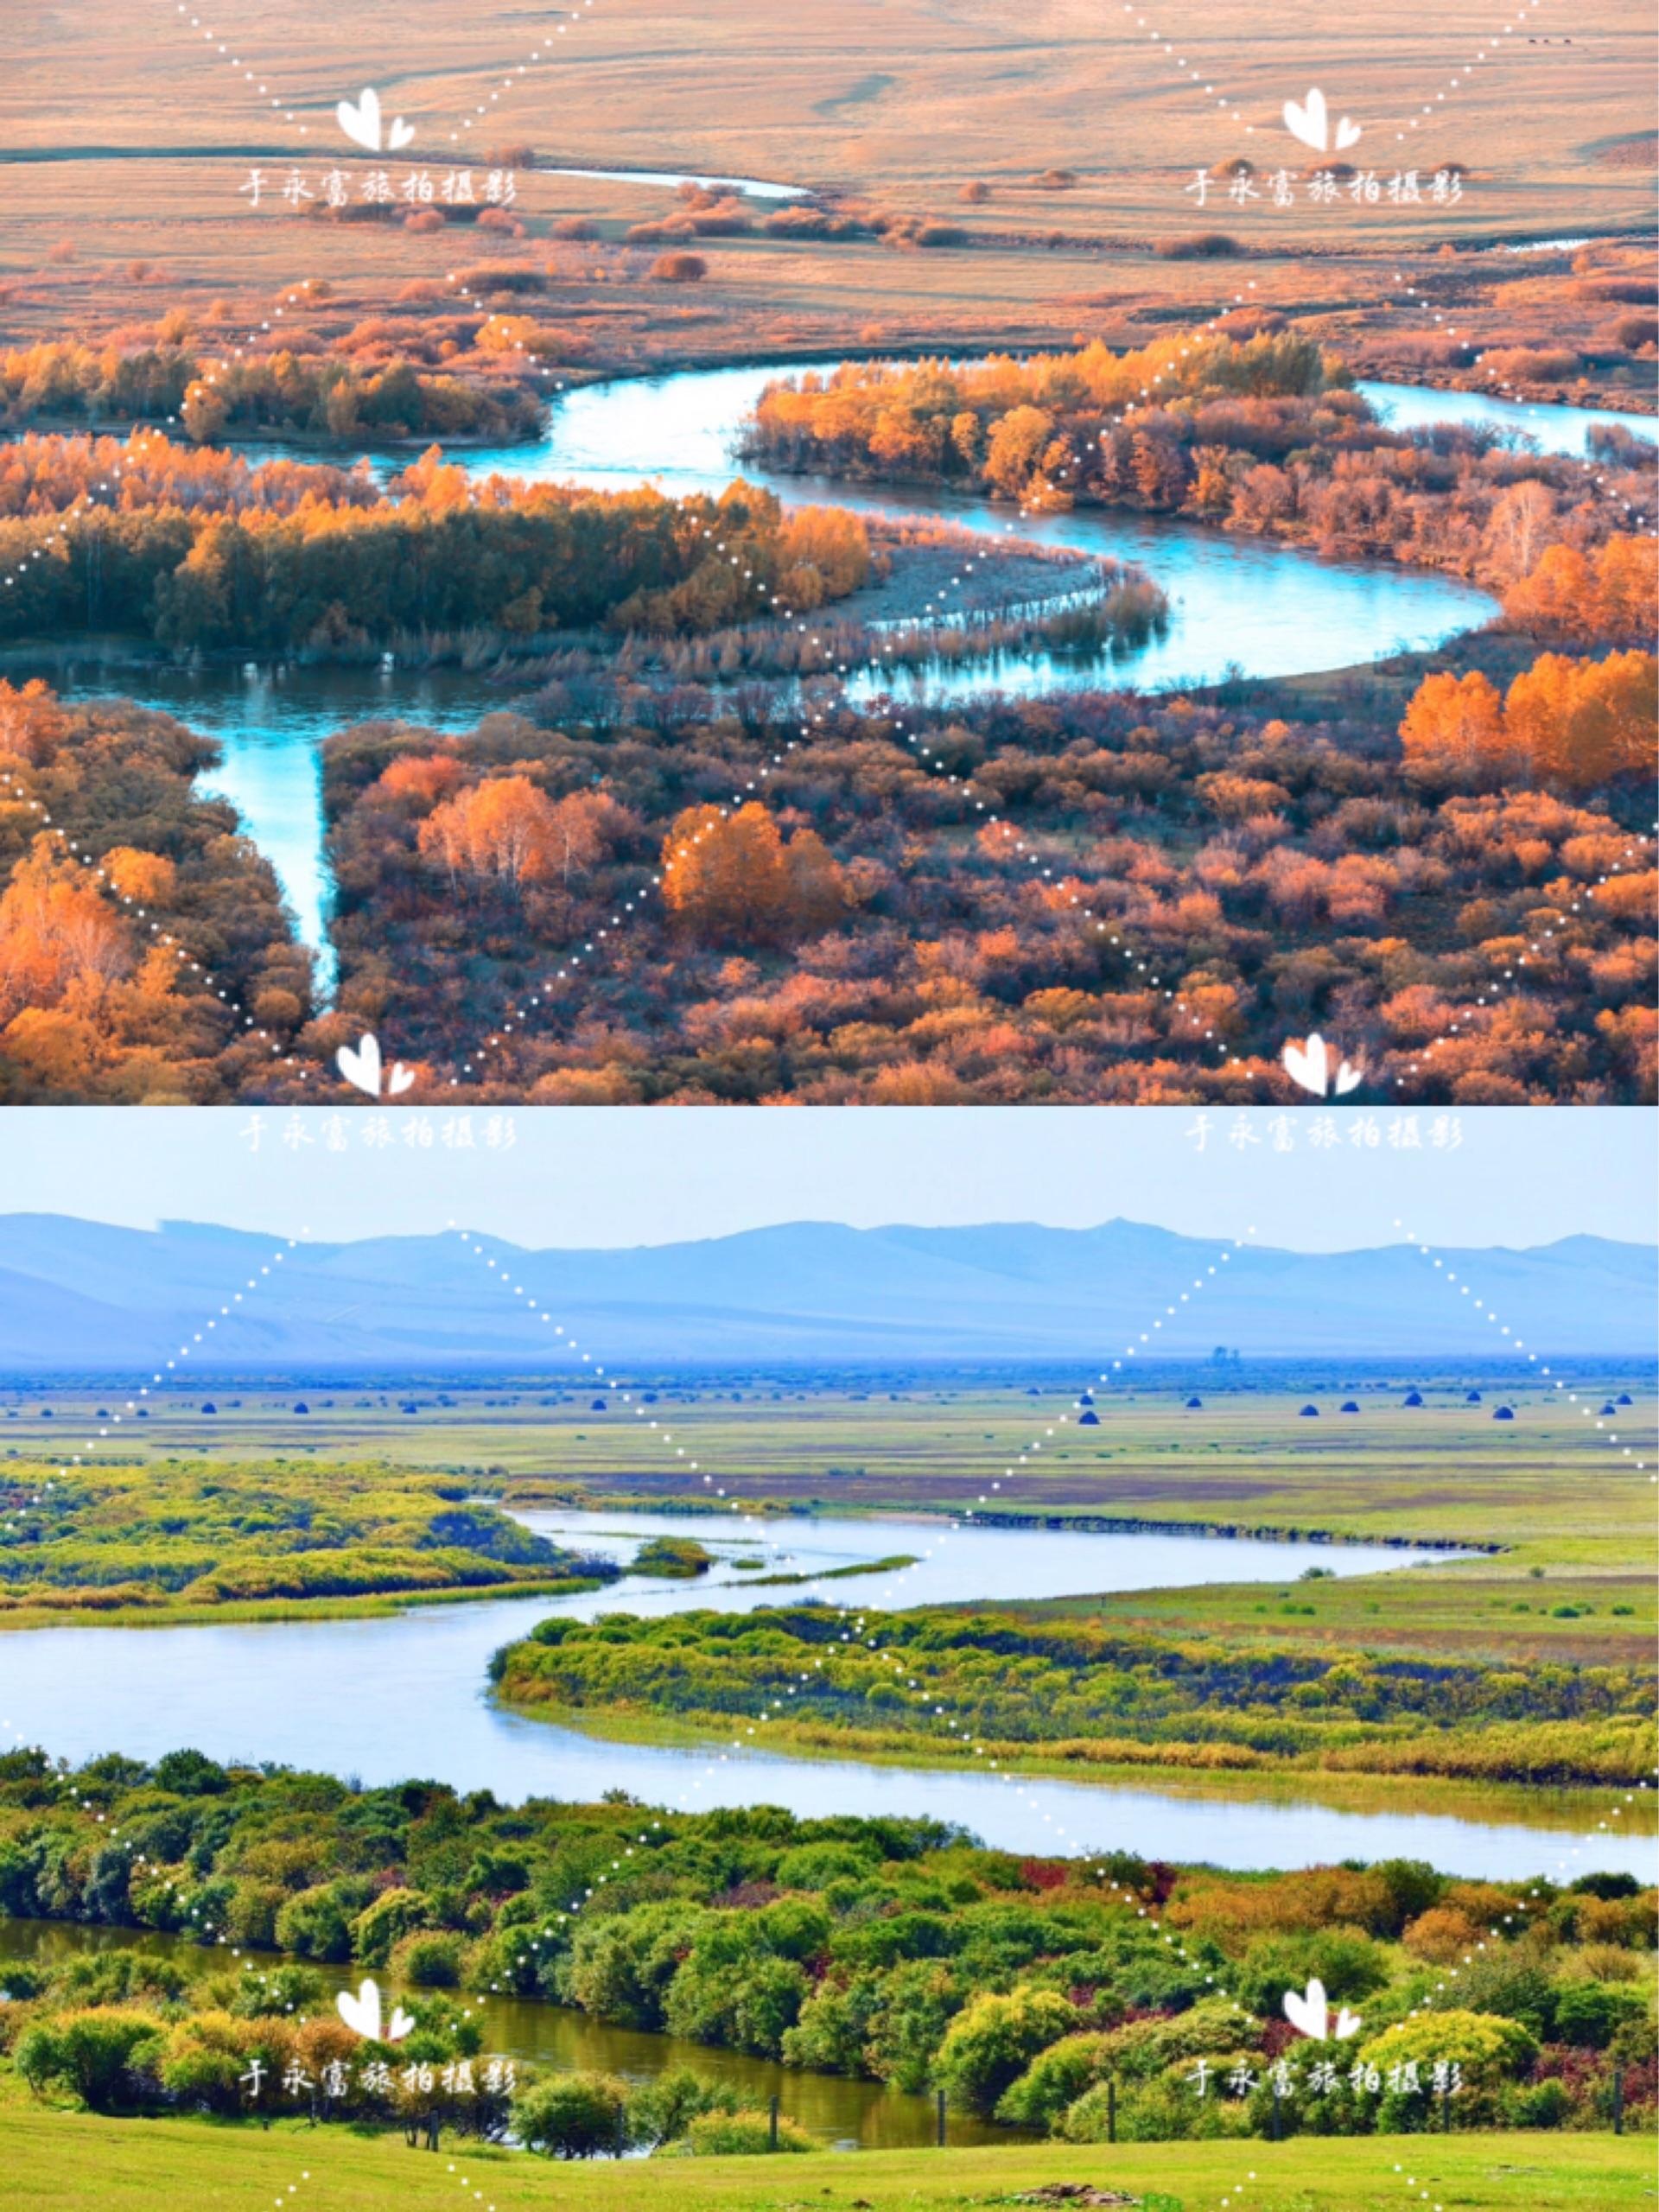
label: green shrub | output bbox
[933,1985,1077,2113]
[675,2107,815,2154]
[390,1929,467,1988]
[14,2006,162,2109]
[513,2069,632,2158]
[1553,1981,1649,2050]
[352,1886,432,1967]
[273,1885,353,1962]
[995,2029,1112,2127]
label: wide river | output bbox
[6,1504,1649,1881]
[37,372,1649,982]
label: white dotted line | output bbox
[0,766,317,1079]
[1122,0,1549,149]
[1384,278,1656,532]
[1392,832,1656,1088]
[455,1217,1271,2041]
[168,0,606,148]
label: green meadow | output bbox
[3,2087,1651,2212]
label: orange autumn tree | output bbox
[416,774,560,892]
[0,677,72,767]
[773,505,872,611]
[1399,652,1656,795]
[0,835,131,1021]
[1503,534,1659,646]
[661,802,852,944]
[1398,671,1507,773]
[416,775,628,894]
[1504,651,1657,791]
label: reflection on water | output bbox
[5,1505,1649,1880]
[0,1917,1001,2148]
[43,365,1637,978]
[1358,378,1659,459]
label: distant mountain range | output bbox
[0,1214,1649,1370]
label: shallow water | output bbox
[6,1504,1648,1879]
[1358,378,1658,459]
[543,165,805,200]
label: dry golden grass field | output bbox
[1,0,1653,368]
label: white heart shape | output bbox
[1281,1033,1330,1097]
[336,1033,385,1097]
[336,1977,384,2039]
[336,86,384,154]
[387,1062,416,1096]
[1282,86,1330,153]
[386,2003,416,2042]
[1282,1976,1332,2040]
[1334,2005,1365,2040]
[1334,116,1363,151]
[388,116,416,151]
[1334,1058,1364,1096]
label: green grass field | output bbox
[4,1375,1653,1662]
[3,2088,1651,2212]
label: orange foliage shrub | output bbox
[661,802,852,944]
[1168,1867,1395,1942]
[416,778,626,894]
[1402,1907,1483,1963]
[0,677,72,766]
[103,848,178,905]
[1503,534,1659,645]
[1399,652,1656,795]
[373,754,467,808]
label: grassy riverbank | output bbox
[1,2086,1651,2210]
[3,1375,1652,1656]
[0,1456,621,1623]
[490,1597,1656,1793]
[496,1693,1656,1840]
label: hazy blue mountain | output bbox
[0,1213,1650,1369]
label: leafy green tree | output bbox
[273,1885,353,1961]
[932,1984,1077,2113]
[626,2065,739,2148]
[14,2007,162,2109]
[563,1902,708,2029]
[513,2069,632,2158]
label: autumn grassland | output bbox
[2,0,1655,372]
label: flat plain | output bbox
[3,2082,1653,2211]
[2,0,1654,365]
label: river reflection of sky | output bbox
[8,1506,1649,1880]
[47,366,1635,976]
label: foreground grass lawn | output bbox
[3,2097,1653,2212]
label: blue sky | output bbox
[0,1107,1649,1252]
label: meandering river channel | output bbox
[34,371,1640,982]
[7,1505,1649,1879]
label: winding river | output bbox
[6,1504,1649,1881]
[35,369,1639,982]
[3,1499,1652,2140]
